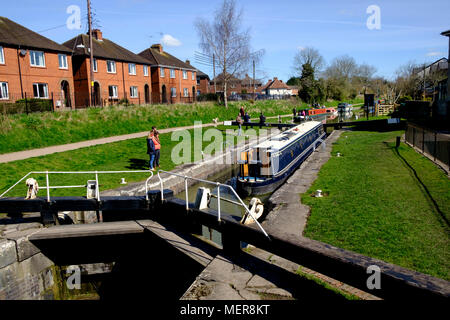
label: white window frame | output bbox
[107,60,116,73]
[58,54,68,69]
[160,67,165,77]
[143,65,149,76]
[0,46,4,64]
[128,63,136,75]
[171,87,176,97]
[108,85,118,98]
[30,50,45,67]
[170,69,175,78]
[93,58,98,72]
[0,82,9,99]
[33,83,48,98]
[192,72,195,80]
[183,88,189,97]
[182,70,187,80]
[130,86,138,98]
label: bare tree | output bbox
[195,0,263,107]
[292,47,325,76]
[324,55,358,80]
[354,63,377,93]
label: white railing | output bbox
[0,170,154,202]
[157,170,269,238]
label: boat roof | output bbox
[254,121,321,151]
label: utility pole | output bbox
[87,0,95,106]
[252,60,256,100]
[423,64,426,101]
[213,53,216,94]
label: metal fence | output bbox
[405,123,450,172]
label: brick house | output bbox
[241,74,263,94]
[138,44,197,104]
[210,73,242,96]
[63,29,152,108]
[261,78,292,96]
[0,17,75,109]
[195,69,210,95]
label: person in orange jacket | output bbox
[152,126,161,169]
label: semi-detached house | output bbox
[138,44,197,104]
[63,29,152,108]
[0,17,75,109]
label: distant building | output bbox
[138,44,197,104]
[195,69,210,95]
[438,29,450,119]
[64,29,151,107]
[210,73,242,96]
[261,78,293,96]
[0,17,75,109]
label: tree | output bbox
[324,55,358,80]
[195,0,263,108]
[298,63,316,103]
[292,47,325,76]
[354,63,377,93]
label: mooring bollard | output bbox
[396,136,401,149]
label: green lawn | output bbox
[0,125,262,198]
[302,130,450,281]
[0,98,362,155]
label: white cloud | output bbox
[161,34,182,47]
[426,51,443,57]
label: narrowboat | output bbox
[307,108,327,116]
[236,121,326,196]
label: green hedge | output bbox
[0,98,53,114]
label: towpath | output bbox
[0,114,292,164]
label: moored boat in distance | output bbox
[337,102,352,113]
[236,121,326,196]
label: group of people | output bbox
[236,106,266,135]
[147,126,161,171]
[293,107,306,117]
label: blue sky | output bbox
[3,0,449,81]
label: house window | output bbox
[108,85,118,98]
[170,69,175,78]
[128,63,136,75]
[197,90,201,96]
[197,79,200,85]
[93,58,98,72]
[0,46,4,64]
[33,83,48,98]
[130,86,138,98]
[171,87,176,97]
[0,82,9,99]
[30,51,45,67]
[107,60,116,73]
[160,67,165,77]
[183,88,189,97]
[58,54,68,69]
[192,72,195,80]
[143,65,149,76]
[182,70,187,79]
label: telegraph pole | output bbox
[252,60,256,100]
[213,53,217,93]
[87,0,95,106]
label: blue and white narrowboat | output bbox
[236,121,326,196]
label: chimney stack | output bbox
[151,44,163,53]
[92,29,102,41]
[186,59,191,65]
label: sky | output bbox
[2,0,449,82]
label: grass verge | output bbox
[302,130,450,281]
[0,125,265,198]
[0,99,362,154]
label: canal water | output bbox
[174,109,361,246]
[174,165,272,246]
